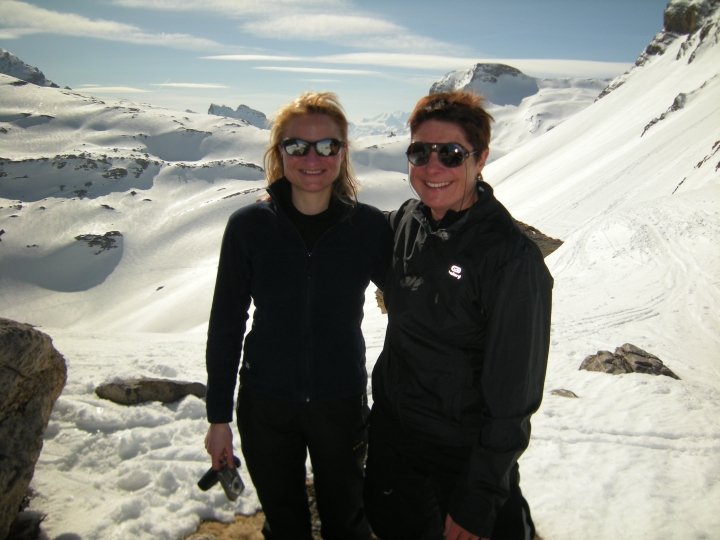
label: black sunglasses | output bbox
[406,142,477,168]
[280,138,344,157]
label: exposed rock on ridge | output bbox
[0,49,59,88]
[664,0,718,33]
[208,103,269,129]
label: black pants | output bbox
[237,388,372,540]
[363,408,535,540]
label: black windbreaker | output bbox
[371,181,553,534]
[206,178,392,423]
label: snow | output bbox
[1,5,719,538]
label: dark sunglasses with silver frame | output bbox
[280,138,344,157]
[406,141,478,168]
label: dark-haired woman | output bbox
[204,92,391,540]
[364,90,553,540]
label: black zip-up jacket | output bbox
[371,181,553,536]
[206,178,392,423]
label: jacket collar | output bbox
[266,177,354,219]
[412,181,491,239]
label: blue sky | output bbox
[0,0,668,121]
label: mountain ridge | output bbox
[0,48,59,88]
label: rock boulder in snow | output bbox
[95,377,206,405]
[579,343,680,379]
[0,318,67,540]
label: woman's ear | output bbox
[476,147,490,172]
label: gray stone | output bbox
[579,349,633,375]
[579,343,680,379]
[0,318,67,540]
[616,343,680,379]
[550,388,579,398]
[95,377,206,405]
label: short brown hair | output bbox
[408,90,494,154]
[264,91,358,202]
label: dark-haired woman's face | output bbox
[409,119,488,221]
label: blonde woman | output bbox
[205,92,391,539]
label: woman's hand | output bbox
[204,423,234,470]
[444,513,488,540]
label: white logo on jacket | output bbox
[448,265,462,279]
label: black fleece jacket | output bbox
[206,178,392,423]
[371,181,553,537]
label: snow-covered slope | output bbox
[0,79,268,331]
[487,10,720,240]
[352,63,609,171]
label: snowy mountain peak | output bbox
[207,103,269,129]
[430,63,539,106]
[0,48,59,88]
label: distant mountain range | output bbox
[203,62,611,147]
[0,46,607,154]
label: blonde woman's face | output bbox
[280,113,344,200]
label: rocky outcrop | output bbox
[0,49,59,88]
[664,0,717,34]
[207,103,269,129]
[95,377,206,405]
[0,319,67,540]
[579,343,680,379]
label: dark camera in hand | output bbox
[197,455,245,501]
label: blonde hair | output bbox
[264,91,358,202]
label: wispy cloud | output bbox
[0,0,224,50]
[240,14,401,40]
[203,52,629,79]
[77,85,149,94]
[111,0,346,17]
[204,54,302,62]
[254,66,380,76]
[151,83,229,89]
[3,0,467,58]
[202,52,481,72]
[111,0,462,55]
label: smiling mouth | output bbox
[425,181,450,188]
[301,169,324,175]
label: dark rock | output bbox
[0,318,67,540]
[616,343,680,379]
[95,377,207,405]
[664,0,714,34]
[550,389,579,398]
[514,219,563,257]
[579,343,680,379]
[74,231,122,254]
